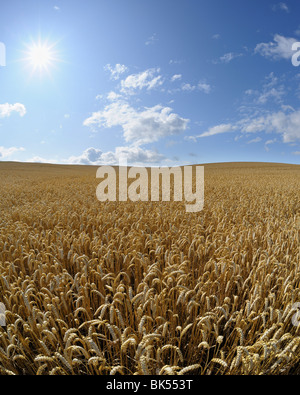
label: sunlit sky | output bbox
[1,0,300,166]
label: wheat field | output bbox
[0,161,299,375]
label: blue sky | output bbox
[1,0,300,166]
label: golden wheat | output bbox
[0,161,299,375]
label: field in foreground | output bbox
[0,161,299,375]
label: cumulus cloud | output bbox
[83,101,189,145]
[181,81,211,94]
[239,109,300,143]
[107,91,122,101]
[120,68,163,94]
[197,82,212,94]
[181,83,195,92]
[104,64,128,80]
[26,156,57,164]
[255,34,297,60]
[272,2,289,13]
[0,146,25,159]
[187,107,300,144]
[66,146,165,166]
[0,103,26,118]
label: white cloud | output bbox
[212,34,221,40]
[145,33,158,46]
[121,105,188,144]
[0,103,26,118]
[198,82,211,94]
[181,83,196,92]
[247,137,262,144]
[104,64,128,80]
[240,108,300,142]
[220,52,242,63]
[0,146,25,159]
[26,156,57,164]
[214,52,243,64]
[84,101,133,130]
[120,68,163,94]
[107,91,122,101]
[255,34,297,60]
[242,73,286,111]
[169,59,185,65]
[264,138,277,151]
[295,27,300,37]
[196,123,237,138]
[181,81,211,94]
[84,101,189,145]
[281,104,295,112]
[265,139,277,145]
[239,116,269,134]
[292,151,300,155]
[258,87,284,104]
[272,2,289,13]
[256,72,285,104]
[66,146,165,166]
[187,107,300,144]
[171,74,182,82]
[53,5,60,11]
[67,147,103,165]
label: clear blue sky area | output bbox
[0,0,300,165]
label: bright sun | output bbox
[23,39,60,74]
[29,44,52,69]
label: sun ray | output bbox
[22,37,61,75]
